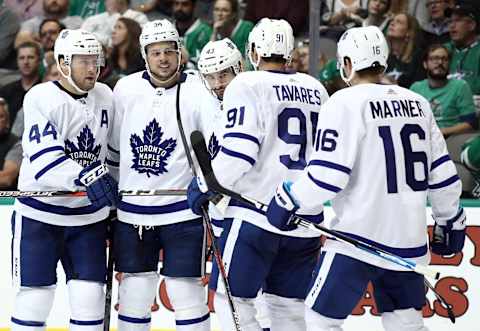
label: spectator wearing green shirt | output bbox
[410,43,477,137]
[69,0,105,18]
[173,0,212,67]
[209,0,253,57]
[444,0,480,99]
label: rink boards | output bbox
[1,200,479,331]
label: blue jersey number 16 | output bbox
[378,124,428,193]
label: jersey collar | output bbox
[141,70,188,90]
[53,81,88,100]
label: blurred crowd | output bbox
[0,0,479,196]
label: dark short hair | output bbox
[17,41,41,58]
[422,43,450,62]
[39,18,65,35]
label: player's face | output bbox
[17,47,40,78]
[203,68,235,100]
[387,13,408,39]
[425,47,449,80]
[213,0,233,23]
[112,20,128,47]
[146,41,180,81]
[70,54,101,91]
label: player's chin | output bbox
[81,79,96,91]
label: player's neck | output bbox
[350,75,381,86]
[58,78,85,95]
[258,62,286,72]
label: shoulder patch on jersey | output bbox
[130,119,177,177]
[208,133,220,160]
[65,126,102,167]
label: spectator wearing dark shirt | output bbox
[100,17,145,88]
[420,0,451,47]
[383,12,425,87]
[0,98,21,190]
[0,42,41,126]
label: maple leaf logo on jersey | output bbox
[64,126,101,167]
[130,119,177,177]
[208,133,220,160]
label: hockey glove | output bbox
[267,181,300,231]
[430,208,466,256]
[187,176,215,215]
[78,161,119,208]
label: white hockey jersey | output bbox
[291,83,463,270]
[212,70,329,237]
[14,81,113,226]
[110,71,211,226]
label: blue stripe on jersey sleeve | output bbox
[307,172,342,193]
[30,146,64,162]
[18,197,103,215]
[428,174,460,190]
[34,155,69,180]
[108,144,120,154]
[337,231,428,258]
[430,154,451,171]
[308,160,351,175]
[221,147,256,166]
[175,313,210,326]
[223,132,261,147]
[106,159,120,167]
[118,199,189,214]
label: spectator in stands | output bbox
[362,0,392,33]
[321,0,367,27]
[100,17,144,88]
[69,0,105,19]
[20,0,82,37]
[39,18,64,52]
[0,3,20,70]
[420,0,451,47]
[244,0,309,36]
[132,0,172,20]
[444,0,480,103]
[289,38,327,74]
[10,59,59,138]
[383,12,425,87]
[318,58,347,95]
[0,98,21,190]
[209,0,253,56]
[5,0,43,21]
[0,42,41,126]
[173,0,212,66]
[411,44,476,137]
[82,0,148,46]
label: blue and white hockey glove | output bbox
[78,161,119,208]
[267,181,300,231]
[430,208,466,256]
[187,176,215,215]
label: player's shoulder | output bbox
[114,71,147,92]
[91,81,113,98]
[25,81,57,98]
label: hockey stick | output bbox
[175,78,241,330]
[0,189,187,198]
[190,130,457,323]
[190,130,439,278]
[104,212,116,331]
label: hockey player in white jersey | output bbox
[108,19,211,331]
[11,29,118,331]
[266,26,466,331]
[188,18,329,330]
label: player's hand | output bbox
[267,181,299,231]
[187,176,215,215]
[430,208,466,255]
[78,161,119,208]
